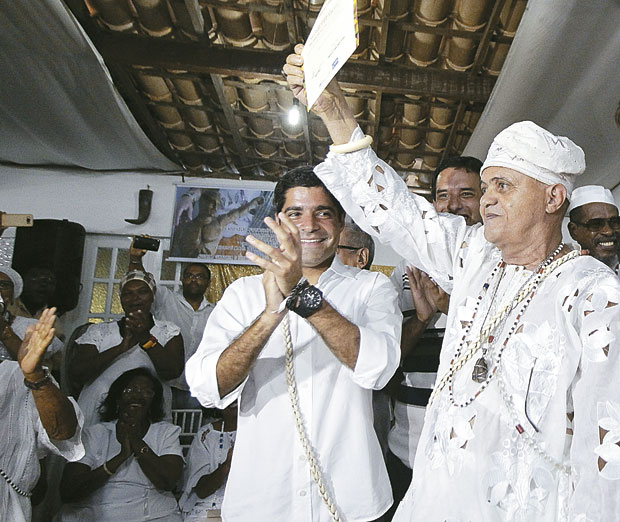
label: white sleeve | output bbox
[350,271,402,390]
[569,272,620,519]
[186,277,262,409]
[315,127,483,294]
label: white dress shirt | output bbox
[153,286,213,391]
[186,257,401,522]
[315,130,620,522]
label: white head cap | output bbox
[567,185,618,213]
[0,266,24,299]
[481,121,586,197]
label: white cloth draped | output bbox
[76,319,180,425]
[179,423,235,521]
[315,130,620,521]
[0,361,84,522]
[186,256,401,522]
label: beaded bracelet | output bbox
[329,134,372,154]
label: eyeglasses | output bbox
[122,387,155,397]
[183,273,208,281]
[337,245,362,252]
[571,217,620,232]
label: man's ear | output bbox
[357,248,370,270]
[567,221,578,241]
[546,184,567,214]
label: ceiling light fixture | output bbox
[287,99,301,126]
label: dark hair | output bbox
[182,263,211,280]
[274,166,345,218]
[431,156,483,201]
[342,220,375,269]
[98,368,164,423]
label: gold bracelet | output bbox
[102,461,114,476]
[329,134,372,154]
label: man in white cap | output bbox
[568,185,620,272]
[284,45,620,521]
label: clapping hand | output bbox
[246,213,303,311]
[406,266,450,322]
[18,307,56,378]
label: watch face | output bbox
[301,286,322,310]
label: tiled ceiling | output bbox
[66,0,528,192]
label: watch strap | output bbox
[23,367,53,390]
[140,335,158,350]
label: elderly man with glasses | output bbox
[568,185,620,272]
[336,219,375,270]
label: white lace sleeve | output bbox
[567,269,620,519]
[315,127,482,293]
[75,322,107,349]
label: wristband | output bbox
[329,134,372,154]
[23,367,53,390]
[140,335,158,351]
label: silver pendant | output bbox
[472,357,488,383]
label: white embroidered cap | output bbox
[567,185,618,213]
[481,121,586,197]
[0,266,23,298]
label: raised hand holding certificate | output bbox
[301,0,358,110]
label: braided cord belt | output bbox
[283,313,341,522]
[0,466,31,497]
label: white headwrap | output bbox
[567,185,618,213]
[481,121,586,197]
[0,266,24,298]
[119,270,156,295]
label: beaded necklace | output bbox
[429,244,582,407]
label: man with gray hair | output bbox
[285,45,620,521]
[336,218,375,270]
[568,185,620,272]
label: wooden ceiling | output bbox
[66,0,528,191]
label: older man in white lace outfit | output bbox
[284,44,620,522]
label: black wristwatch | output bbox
[286,280,324,318]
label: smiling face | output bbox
[281,186,344,270]
[434,167,482,225]
[120,279,154,315]
[118,375,156,416]
[480,166,549,251]
[568,202,620,267]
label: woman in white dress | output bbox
[57,368,184,522]
[70,271,184,425]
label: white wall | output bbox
[0,165,401,266]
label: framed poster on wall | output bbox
[168,183,277,264]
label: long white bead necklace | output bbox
[429,243,579,407]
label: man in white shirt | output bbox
[186,166,401,522]
[567,185,620,273]
[129,250,213,407]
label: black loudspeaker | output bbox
[12,219,86,314]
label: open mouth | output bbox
[596,240,616,249]
[300,238,325,244]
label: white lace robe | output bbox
[0,361,84,522]
[315,128,620,522]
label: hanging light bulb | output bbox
[287,99,301,126]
